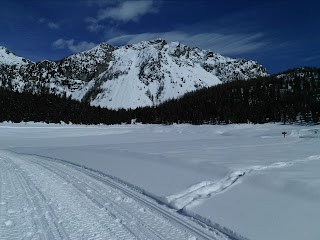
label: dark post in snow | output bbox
[282,131,287,138]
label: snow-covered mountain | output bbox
[0,40,268,109]
[0,46,32,66]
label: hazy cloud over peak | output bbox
[107,31,268,56]
[52,39,96,53]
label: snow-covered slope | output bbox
[0,40,268,109]
[90,40,268,109]
[90,41,222,109]
[0,46,32,66]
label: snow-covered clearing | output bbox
[0,122,320,240]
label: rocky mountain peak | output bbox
[0,46,32,66]
[0,40,268,109]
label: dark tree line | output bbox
[0,89,134,124]
[133,67,320,125]
[0,67,319,125]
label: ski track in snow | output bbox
[0,150,234,240]
[165,155,320,210]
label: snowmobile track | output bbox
[0,150,238,240]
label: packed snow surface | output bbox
[0,122,320,240]
[0,150,227,240]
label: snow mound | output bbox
[290,128,320,138]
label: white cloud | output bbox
[85,17,106,32]
[97,0,157,22]
[85,0,157,32]
[47,22,60,30]
[39,18,60,30]
[106,31,268,55]
[302,55,320,62]
[87,23,105,32]
[86,0,158,32]
[39,18,46,23]
[52,39,97,53]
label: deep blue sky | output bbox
[0,0,319,73]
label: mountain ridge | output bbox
[0,46,33,66]
[0,40,268,109]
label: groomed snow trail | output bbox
[0,150,232,240]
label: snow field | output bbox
[0,122,320,239]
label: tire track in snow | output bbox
[3,152,152,240]
[25,153,228,240]
[0,156,69,240]
[165,155,320,210]
[0,150,235,240]
[28,157,165,240]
